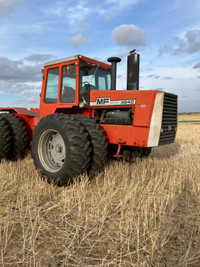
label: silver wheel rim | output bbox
[38,129,66,173]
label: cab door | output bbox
[60,64,76,103]
[40,62,78,117]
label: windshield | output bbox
[80,63,111,94]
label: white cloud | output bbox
[0,0,23,16]
[0,79,41,108]
[106,0,140,7]
[67,2,91,25]
[0,57,42,82]
[42,1,93,28]
[0,54,44,109]
[24,54,55,63]
[159,28,200,55]
[193,62,200,69]
[68,34,89,48]
[112,24,148,48]
[14,97,40,108]
[6,81,41,96]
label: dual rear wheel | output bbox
[0,113,28,160]
[0,117,11,159]
[31,114,108,185]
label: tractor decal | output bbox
[90,97,136,106]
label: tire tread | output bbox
[72,114,108,171]
[0,113,28,159]
[0,117,11,158]
[32,113,91,185]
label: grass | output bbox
[0,113,200,266]
[178,113,200,124]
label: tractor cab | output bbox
[39,55,111,116]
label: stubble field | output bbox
[0,113,200,266]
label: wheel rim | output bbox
[38,129,66,173]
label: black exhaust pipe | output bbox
[107,57,121,90]
[127,50,140,90]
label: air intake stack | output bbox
[107,57,121,90]
[127,50,140,90]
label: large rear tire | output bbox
[72,114,108,171]
[0,113,28,160]
[0,117,11,159]
[31,114,91,186]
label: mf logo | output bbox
[90,97,136,106]
[96,97,110,105]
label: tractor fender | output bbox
[0,107,40,142]
[0,107,35,117]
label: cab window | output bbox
[61,64,76,103]
[98,76,106,90]
[44,68,59,103]
[80,63,111,94]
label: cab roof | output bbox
[44,55,111,69]
[44,55,81,67]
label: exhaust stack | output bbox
[127,50,140,90]
[107,57,121,90]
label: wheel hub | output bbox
[38,129,66,173]
[56,144,63,154]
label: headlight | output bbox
[79,102,85,108]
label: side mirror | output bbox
[66,64,72,74]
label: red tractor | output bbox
[0,51,178,185]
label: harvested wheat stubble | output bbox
[0,114,200,266]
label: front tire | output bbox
[123,147,152,162]
[32,114,90,185]
[142,147,152,157]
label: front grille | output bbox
[159,93,178,145]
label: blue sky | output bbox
[0,0,200,112]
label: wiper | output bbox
[90,64,99,84]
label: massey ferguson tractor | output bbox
[0,51,178,185]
